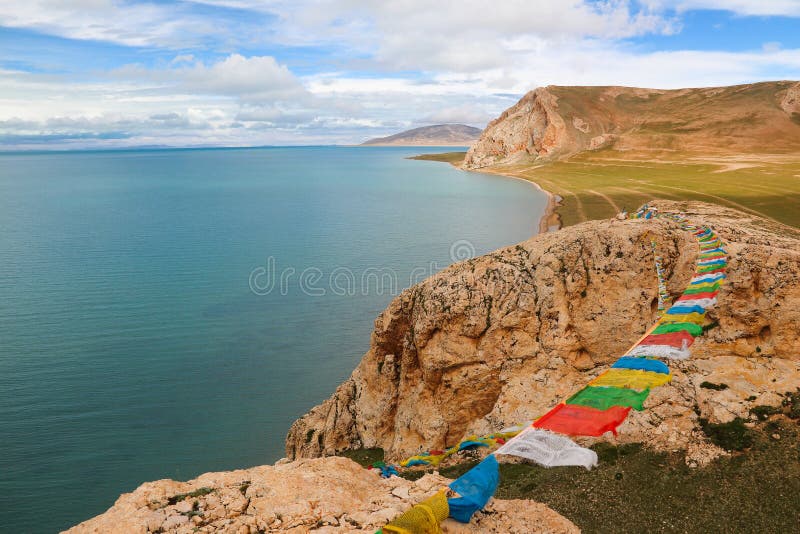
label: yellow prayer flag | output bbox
[589,368,672,390]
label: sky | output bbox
[1,1,799,149]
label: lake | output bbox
[0,146,546,532]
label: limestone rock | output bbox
[463,87,571,168]
[65,457,576,533]
[287,201,800,462]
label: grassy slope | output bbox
[499,152,800,228]
[545,83,800,156]
[438,419,800,533]
[415,151,800,229]
[341,416,800,533]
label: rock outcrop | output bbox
[66,456,578,533]
[462,87,571,168]
[463,82,800,168]
[781,81,800,116]
[287,201,800,463]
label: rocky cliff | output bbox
[66,457,577,533]
[463,81,800,168]
[287,200,800,463]
[70,200,800,532]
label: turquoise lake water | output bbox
[0,146,546,532]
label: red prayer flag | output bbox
[533,403,631,437]
[640,331,695,349]
[677,291,719,301]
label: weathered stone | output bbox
[287,201,800,462]
[65,457,576,533]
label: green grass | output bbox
[338,395,800,532]
[435,420,800,533]
[699,417,754,451]
[494,152,800,228]
[411,148,800,228]
[338,447,384,467]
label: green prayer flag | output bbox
[652,322,704,336]
[566,385,650,411]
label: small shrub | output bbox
[699,418,753,451]
[592,442,642,464]
[786,390,800,420]
[338,448,384,467]
[700,381,728,391]
[751,405,780,421]
[765,420,781,435]
[167,487,214,505]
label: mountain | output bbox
[361,124,482,146]
[464,81,800,168]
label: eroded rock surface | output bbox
[780,81,800,115]
[287,201,800,462]
[65,457,577,533]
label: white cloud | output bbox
[0,53,314,148]
[419,105,496,127]
[109,54,307,101]
[181,54,306,100]
[646,0,800,16]
[256,1,676,72]
[1,1,799,148]
[0,0,256,47]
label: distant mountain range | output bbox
[361,124,482,146]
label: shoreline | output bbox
[474,165,562,235]
[428,155,562,236]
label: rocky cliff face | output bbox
[463,82,800,169]
[287,201,800,463]
[462,87,571,168]
[782,82,800,116]
[66,456,577,533]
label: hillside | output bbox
[361,124,482,146]
[464,81,800,168]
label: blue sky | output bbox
[0,1,799,149]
